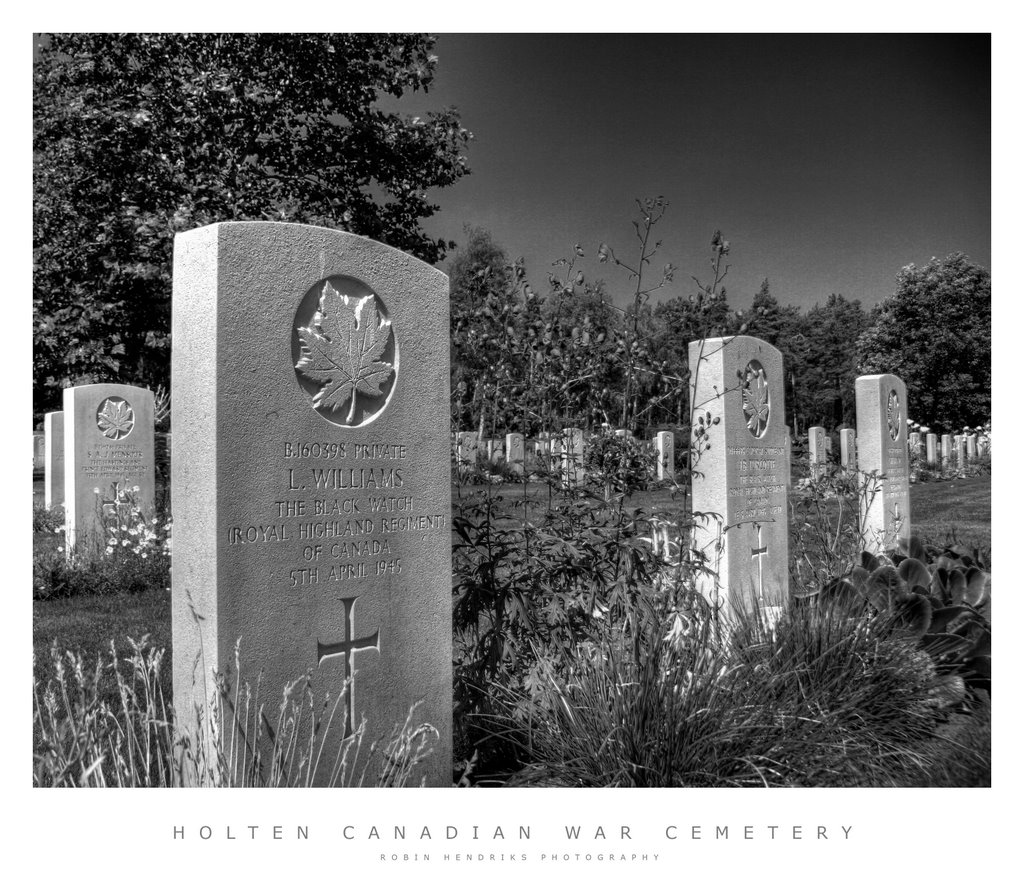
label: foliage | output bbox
[34,33,471,417]
[791,294,870,429]
[583,429,657,498]
[33,484,171,599]
[502,602,979,787]
[856,253,991,431]
[818,537,991,700]
[33,638,437,787]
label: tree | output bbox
[33,33,472,416]
[795,294,869,429]
[447,227,521,432]
[857,254,990,431]
[736,279,804,430]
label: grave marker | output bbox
[854,374,911,553]
[808,426,827,478]
[561,427,583,486]
[956,436,968,471]
[505,432,524,475]
[655,430,674,481]
[33,433,45,473]
[926,433,938,465]
[941,434,952,467]
[171,222,451,786]
[63,384,155,556]
[839,428,857,469]
[44,411,65,509]
[455,431,479,466]
[966,434,978,460]
[688,335,789,619]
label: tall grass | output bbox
[33,637,438,787]
[499,602,989,787]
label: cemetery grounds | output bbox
[32,443,991,788]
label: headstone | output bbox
[489,439,505,463]
[824,436,833,455]
[808,426,827,479]
[33,433,45,473]
[966,434,978,460]
[956,436,968,471]
[854,374,911,553]
[505,432,524,475]
[689,336,789,620]
[615,428,630,438]
[941,434,952,467]
[171,222,451,786]
[926,433,938,465]
[455,431,479,466]
[44,411,65,509]
[655,430,674,481]
[839,428,857,469]
[561,427,584,486]
[63,384,155,556]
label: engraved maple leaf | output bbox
[887,391,901,440]
[296,282,394,425]
[742,370,769,436]
[97,399,134,439]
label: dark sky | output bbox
[390,34,990,313]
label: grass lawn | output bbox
[33,472,990,668]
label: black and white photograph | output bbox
[11,9,1015,885]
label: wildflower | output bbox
[93,487,100,494]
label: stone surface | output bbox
[956,436,968,470]
[63,384,155,556]
[655,430,674,481]
[455,431,479,466]
[33,433,45,473]
[171,222,451,786]
[808,426,827,478]
[689,336,789,618]
[505,433,524,475]
[839,428,857,468]
[966,434,978,460]
[44,411,65,509]
[561,427,584,485]
[941,434,952,466]
[926,433,938,464]
[854,374,911,553]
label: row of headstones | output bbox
[42,223,916,785]
[37,385,157,555]
[452,428,676,481]
[808,425,990,476]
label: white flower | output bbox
[93,487,100,494]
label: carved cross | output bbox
[750,525,768,606]
[317,596,380,739]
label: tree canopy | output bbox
[33,33,472,416]
[856,253,990,431]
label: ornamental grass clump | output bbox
[33,637,438,787]
[500,600,982,787]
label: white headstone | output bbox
[808,426,827,479]
[926,433,938,464]
[505,432,524,475]
[63,384,155,556]
[44,411,65,509]
[689,336,788,620]
[561,427,583,486]
[941,434,952,467]
[855,374,911,553]
[171,222,451,785]
[839,428,857,469]
[456,431,479,466]
[655,431,674,481]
